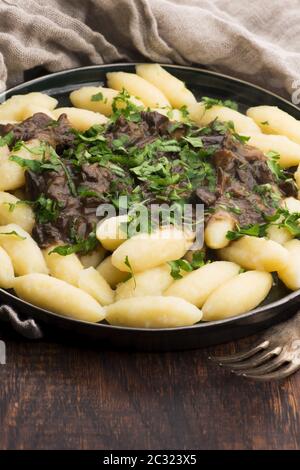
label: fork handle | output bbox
[0,304,43,339]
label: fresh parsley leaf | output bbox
[0,131,14,147]
[183,136,203,148]
[91,92,107,103]
[168,259,193,280]
[179,105,189,118]
[226,223,267,240]
[9,155,44,172]
[190,251,206,269]
[233,133,250,144]
[261,121,269,125]
[111,89,142,123]
[124,255,136,286]
[266,150,286,181]
[202,97,238,111]
[78,186,101,198]
[50,231,98,256]
[34,195,63,224]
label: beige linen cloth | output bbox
[0,0,300,99]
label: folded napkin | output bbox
[0,0,300,99]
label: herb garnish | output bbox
[168,252,207,280]
[124,255,136,286]
[0,131,14,147]
[202,97,238,111]
[91,92,107,103]
[50,230,98,256]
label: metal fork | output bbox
[209,312,300,381]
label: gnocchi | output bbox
[164,261,240,307]
[107,71,171,108]
[105,296,202,328]
[202,271,273,321]
[112,227,190,273]
[70,86,144,116]
[96,255,130,288]
[278,239,300,290]
[115,264,174,300]
[52,107,108,131]
[43,245,83,286]
[0,191,35,233]
[0,246,15,288]
[247,105,300,144]
[78,267,115,305]
[14,273,105,322]
[219,236,289,272]
[188,102,261,135]
[136,64,196,108]
[0,224,48,275]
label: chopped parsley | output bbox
[168,252,207,280]
[34,195,63,224]
[50,231,98,256]
[202,97,238,111]
[266,150,286,181]
[0,131,14,147]
[124,255,136,286]
[91,92,107,103]
[226,223,266,240]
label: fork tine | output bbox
[210,340,269,364]
[234,356,286,376]
[242,362,300,381]
[225,346,282,371]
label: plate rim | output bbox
[1,62,299,332]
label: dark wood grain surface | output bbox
[0,323,299,450]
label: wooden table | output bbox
[0,323,299,450]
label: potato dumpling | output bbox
[136,64,196,108]
[96,215,128,251]
[43,245,83,286]
[115,264,174,301]
[164,261,240,307]
[0,224,48,276]
[188,103,261,135]
[112,226,190,273]
[0,191,35,233]
[248,134,300,168]
[0,223,48,275]
[204,212,235,249]
[107,71,170,108]
[247,105,300,145]
[78,267,115,305]
[20,104,55,120]
[14,273,105,323]
[202,271,273,321]
[283,197,300,213]
[0,92,58,121]
[96,255,130,288]
[266,224,293,246]
[52,107,108,132]
[219,236,289,272]
[278,239,300,290]
[105,296,202,328]
[70,86,143,116]
[79,245,106,269]
[0,139,42,191]
[0,246,14,289]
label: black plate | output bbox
[1,63,300,351]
